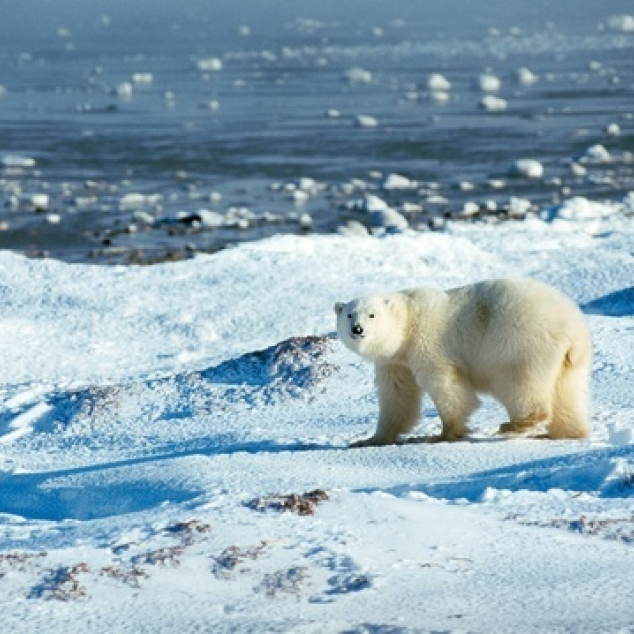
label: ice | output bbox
[605,123,621,137]
[509,159,544,179]
[479,95,508,111]
[427,73,451,91]
[119,193,162,209]
[607,14,634,32]
[515,67,538,85]
[382,173,415,190]
[343,67,373,84]
[578,144,612,164]
[29,194,50,210]
[477,73,501,92]
[132,73,153,84]
[115,82,133,97]
[196,58,223,72]
[1,155,36,168]
[355,115,378,128]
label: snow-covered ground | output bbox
[1,203,634,632]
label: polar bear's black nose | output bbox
[352,324,364,336]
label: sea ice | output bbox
[479,95,507,111]
[477,73,501,92]
[382,173,415,190]
[30,194,50,210]
[515,67,538,85]
[343,67,373,84]
[509,159,544,179]
[607,14,634,32]
[605,123,621,137]
[578,144,612,164]
[507,197,532,217]
[355,115,378,128]
[132,73,153,84]
[115,82,133,97]
[1,155,36,168]
[197,58,223,72]
[427,73,451,91]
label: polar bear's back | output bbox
[441,278,589,381]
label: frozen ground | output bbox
[0,201,633,632]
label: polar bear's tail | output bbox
[549,339,592,439]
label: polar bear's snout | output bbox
[351,323,364,338]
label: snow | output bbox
[1,201,634,632]
[509,158,544,179]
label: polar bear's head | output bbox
[334,294,406,362]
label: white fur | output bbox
[335,278,592,445]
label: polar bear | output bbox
[334,279,591,445]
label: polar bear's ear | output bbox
[384,297,396,310]
[334,302,344,315]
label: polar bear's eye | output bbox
[347,314,352,319]
[369,314,375,318]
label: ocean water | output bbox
[0,0,632,263]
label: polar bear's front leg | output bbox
[424,368,480,442]
[351,364,422,447]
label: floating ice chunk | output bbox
[239,25,251,37]
[120,193,162,209]
[132,73,153,84]
[298,213,313,229]
[46,213,61,224]
[132,211,155,225]
[292,190,309,204]
[458,201,480,217]
[477,73,501,92]
[605,123,621,136]
[577,144,611,164]
[325,109,341,118]
[297,177,318,192]
[197,210,225,228]
[363,194,389,213]
[607,14,634,32]
[355,115,378,128]
[30,193,50,210]
[509,159,544,179]
[197,58,223,72]
[115,82,133,97]
[0,85,6,96]
[1,155,36,168]
[203,100,220,111]
[508,197,532,217]
[344,67,373,84]
[401,202,423,213]
[479,95,507,111]
[383,173,415,190]
[515,67,538,85]
[570,163,587,177]
[427,73,451,91]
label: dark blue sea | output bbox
[1,0,632,263]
